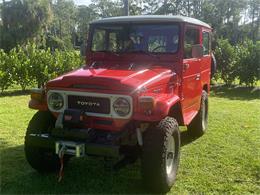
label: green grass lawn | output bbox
[1,86,260,194]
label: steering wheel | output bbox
[152,45,167,52]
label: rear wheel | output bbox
[141,117,180,193]
[188,90,208,136]
[24,111,69,173]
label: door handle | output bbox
[195,74,201,80]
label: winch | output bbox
[55,141,85,157]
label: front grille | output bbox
[68,95,110,114]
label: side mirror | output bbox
[192,44,203,58]
[80,43,87,57]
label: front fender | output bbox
[133,94,180,122]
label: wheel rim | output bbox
[166,135,175,175]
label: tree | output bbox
[129,0,143,15]
[236,40,260,86]
[91,0,123,18]
[0,49,14,92]
[214,39,238,85]
[11,45,33,90]
[248,0,260,42]
[142,0,161,14]
[47,0,77,50]
[1,0,52,51]
[76,5,98,44]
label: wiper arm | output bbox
[90,61,103,68]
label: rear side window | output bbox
[202,32,210,55]
[184,27,200,59]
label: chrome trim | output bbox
[47,90,133,119]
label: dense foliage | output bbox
[236,40,260,86]
[0,0,52,51]
[215,39,260,86]
[0,43,83,92]
[1,39,259,92]
[0,50,13,92]
[214,39,239,85]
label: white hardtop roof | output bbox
[91,15,211,28]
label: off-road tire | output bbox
[24,111,69,173]
[141,117,181,193]
[188,90,208,136]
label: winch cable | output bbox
[58,145,66,182]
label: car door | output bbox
[181,25,202,124]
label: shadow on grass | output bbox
[0,89,31,97]
[211,85,260,100]
[180,130,202,147]
[1,144,146,194]
[1,131,198,194]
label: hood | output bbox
[47,67,174,92]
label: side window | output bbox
[184,27,200,59]
[202,32,209,55]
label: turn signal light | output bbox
[139,96,155,115]
[31,88,44,102]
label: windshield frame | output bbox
[88,22,181,55]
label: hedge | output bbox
[0,43,83,92]
[214,39,260,86]
[1,40,259,92]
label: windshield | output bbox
[90,23,179,54]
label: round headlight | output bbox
[113,98,130,116]
[48,92,64,111]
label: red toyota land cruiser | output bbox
[25,15,214,192]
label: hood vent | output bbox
[72,84,108,90]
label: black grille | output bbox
[68,95,110,114]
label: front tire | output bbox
[141,117,181,193]
[188,90,208,136]
[24,111,69,173]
